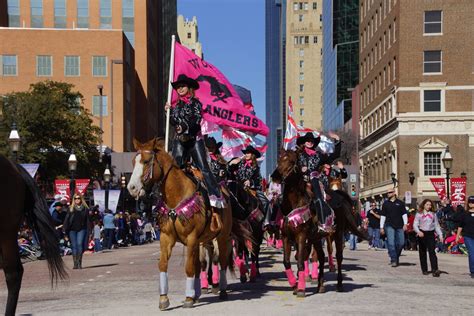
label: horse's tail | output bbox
[333,190,368,240]
[231,220,256,254]
[17,165,68,285]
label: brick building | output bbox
[358,0,474,205]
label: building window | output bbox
[300,120,304,126]
[423,50,442,74]
[54,0,67,28]
[92,95,108,116]
[65,56,80,76]
[122,0,135,46]
[299,15,303,22]
[7,0,20,27]
[299,2,304,10]
[187,32,192,39]
[300,108,304,116]
[30,0,43,28]
[304,2,308,10]
[299,60,304,68]
[36,55,52,76]
[293,2,298,10]
[92,56,107,77]
[1,55,18,76]
[424,152,441,176]
[100,0,112,29]
[299,84,304,92]
[320,14,322,22]
[299,49,304,56]
[423,90,441,112]
[304,36,309,44]
[77,0,89,28]
[299,72,304,80]
[313,2,317,10]
[299,96,304,104]
[424,11,442,34]
[313,36,318,43]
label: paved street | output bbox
[1,241,473,315]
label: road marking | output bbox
[130,261,134,264]
[88,279,94,282]
[78,283,85,286]
[97,275,104,278]
[106,271,112,274]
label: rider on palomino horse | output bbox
[229,145,272,228]
[296,132,341,234]
[165,74,226,228]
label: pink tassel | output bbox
[328,255,334,269]
[250,262,257,278]
[276,239,283,249]
[212,264,219,284]
[304,261,310,278]
[285,268,297,287]
[311,262,319,280]
[200,271,208,289]
[267,237,274,247]
[297,271,306,291]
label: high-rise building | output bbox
[358,0,474,205]
[265,0,286,176]
[177,15,203,59]
[0,0,176,152]
[286,1,323,132]
[322,0,359,131]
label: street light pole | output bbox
[8,123,21,163]
[68,151,78,197]
[104,165,111,211]
[98,84,104,163]
[442,146,453,199]
[120,174,127,211]
[110,59,123,151]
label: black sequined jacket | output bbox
[170,97,202,137]
[297,140,342,175]
[236,160,263,191]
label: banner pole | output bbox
[165,35,176,152]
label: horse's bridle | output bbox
[137,150,173,191]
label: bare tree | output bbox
[334,128,358,165]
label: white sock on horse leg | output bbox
[185,277,195,298]
[219,270,227,290]
[194,277,201,299]
[160,272,169,295]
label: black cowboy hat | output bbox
[205,136,223,150]
[296,132,320,146]
[242,145,261,159]
[171,74,199,90]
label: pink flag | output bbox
[450,177,466,207]
[430,178,447,200]
[172,42,269,136]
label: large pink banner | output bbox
[430,178,447,201]
[450,177,467,207]
[171,42,269,136]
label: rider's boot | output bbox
[209,195,225,233]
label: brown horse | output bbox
[275,149,366,294]
[127,138,233,310]
[0,155,67,316]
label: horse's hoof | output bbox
[318,286,325,293]
[219,290,228,300]
[292,286,297,295]
[240,276,247,283]
[211,285,219,295]
[336,285,344,292]
[305,276,311,282]
[159,296,170,310]
[329,266,336,272]
[296,291,305,298]
[183,297,195,308]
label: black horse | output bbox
[0,155,67,315]
[196,75,233,103]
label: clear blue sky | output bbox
[178,0,266,123]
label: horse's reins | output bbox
[138,150,173,190]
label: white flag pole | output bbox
[165,35,176,152]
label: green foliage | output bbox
[0,80,102,183]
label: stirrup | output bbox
[210,210,223,233]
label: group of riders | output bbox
[166,74,346,234]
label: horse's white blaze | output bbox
[128,154,145,197]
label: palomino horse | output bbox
[127,138,233,310]
[0,155,67,316]
[275,149,366,294]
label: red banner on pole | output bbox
[54,179,90,200]
[450,177,467,207]
[75,179,90,195]
[430,178,447,200]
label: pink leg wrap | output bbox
[267,237,273,247]
[328,255,335,269]
[297,271,306,291]
[200,271,208,289]
[285,268,297,287]
[276,239,283,249]
[212,264,219,284]
[304,261,310,278]
[250,262,257,278]
[236,257,246,276]
[311,262,319,279]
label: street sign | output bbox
[350,174,357,183]
[405,191,412,204]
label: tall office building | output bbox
[358,0,474,205]
[265,0,286,176]
[286,1,324,133]
[0,0,176,152]
[322,0,359,131]
[177,15,203,58]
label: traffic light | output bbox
[351,184,357,197]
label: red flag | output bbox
[172,42,268,136]
[450,178,466,207]
[430,178,447,200]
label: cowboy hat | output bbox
[171,74,199,90]
[205,136,223,151]
[241,145,261,159]
[296,132,320,146]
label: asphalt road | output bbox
[1,241,473,315]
